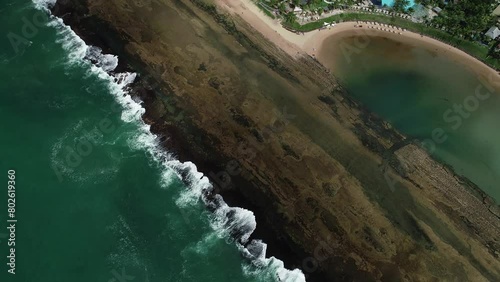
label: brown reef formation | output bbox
[51,0,500,281]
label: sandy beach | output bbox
[53,0,500,280]
[216,0,500,86]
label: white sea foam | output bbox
[48,17,88,65]
[50,119,86,182]
[33,0,56,11]
[86,46,119,72]
[49,118,121,185]
[106,215,142,269]
[208,194,257,244]
[241,240,306,282]
[184,232,220,256]
[34,1,306,281]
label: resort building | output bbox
[432,7,442,14]
[293,6,302,13]
[493,5,500,17]
[485,26,500,40]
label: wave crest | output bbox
[33,1,305,281]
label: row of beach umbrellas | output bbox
[350,6,412,19]
[356,21,407,34]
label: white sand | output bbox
[216,0,500,88]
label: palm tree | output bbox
[392,0,410,13]
[278,2,286,15]
[284,12,297,24]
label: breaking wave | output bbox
[34,1,306,281]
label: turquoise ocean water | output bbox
[0,0,304,281]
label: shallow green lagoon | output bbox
[321,34,500,202]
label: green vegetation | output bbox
[283,12,413,32]
[283,12,500,69]
[392,0,410,13]
[414,0,442,6]
[284,11,297,24]
[256,2,276,19]
[431,0,496,40]
[262,0,355,14]
[489,44,500,59]
[254,0,499,69]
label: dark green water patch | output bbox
[322,35,500,203]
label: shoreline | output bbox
[48,0,500,280]
[217,0,500,85]
[218,0,500,203]
[47,0,315,280]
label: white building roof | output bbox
[493,5,500,16]
[486,26,500,39]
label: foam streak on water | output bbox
[33,0,306,281]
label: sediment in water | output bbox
[46,0,500,281]
[41,0,308,280]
